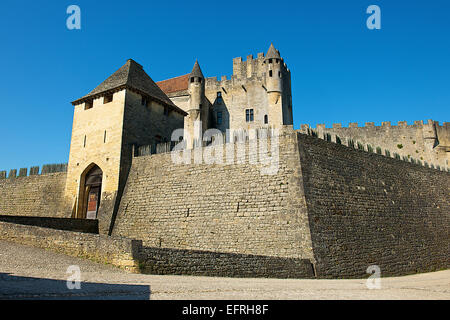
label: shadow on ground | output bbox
[0,273,151,300]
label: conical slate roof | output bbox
[190,60,204,79]
[265,43,281,60]
[72,59,182,112]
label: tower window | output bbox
[217,111,222,125]
[104,94,113,104]
[85,100,93,110]
[83,135,86,148]
[264,115,268,124]
[278,71,282,78]
[268,59,272,64]
[104,130,107,143]
[164,106,169,116]
[269,70,273,77]
[246,109,254,122]
[217,92,222,98]
[190,77,195,83]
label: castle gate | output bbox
[77,164,103,219]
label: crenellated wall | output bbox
[299,120,450,170]
[297,133,450,278]
[0,166,69,217]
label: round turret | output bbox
[264,44,282,93]
[188,60,205,111]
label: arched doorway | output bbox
[78,164,103,219]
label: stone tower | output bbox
[185,60,207,148]
[264,43,292,127]
[65,59,185,233]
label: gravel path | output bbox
[0,240,449,300]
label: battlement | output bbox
[300,127,449,172]
[0,163,67,179]
[300,119,444,131]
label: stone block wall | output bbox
[112,133,315,261]
[0,172,69,217]
[140,247,314,278]
[0,221,142,272]
[297,133,450,278]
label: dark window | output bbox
[104,131,106,143]
[104,94,113,104]
[268,59,272,64]
[217,111,222,125]
[85,100,93,110]
[246,109,254,122]
[83,135,86,148]
[264,115,268,124]
[278,71,282,78]
[164,106,169,116]
[190,77,195,83]
[141,96,148,107]
[217,92,222,98]
[269,70,272,77]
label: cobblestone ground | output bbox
[0,240,449,300]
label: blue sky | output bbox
[0,0,449,172]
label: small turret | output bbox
[188,60,205,111]
[264,43,282,93]
[186,60,205,147]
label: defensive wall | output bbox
[0,164,69,218]
[298,120,450,170]
[0,130,448,278]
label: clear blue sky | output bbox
[0,0,449,172]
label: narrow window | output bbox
[104,94,113,104]
[85,100,93,110]
[245,109,254,122]
[104,130,106,143]
[164,106,169,116]
[269,70,272,77]
[268,59,272,64]
[190,77,195,83]
[83,135,86,148]
[278,71,281,78]
[264,115,268,124]
[217,111,222,125]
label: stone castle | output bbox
[0,44,448,278]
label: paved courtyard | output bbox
[0,240,448,300]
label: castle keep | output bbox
[0,44,448,278]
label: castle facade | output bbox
[0,44,448,278]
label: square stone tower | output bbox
[65,59,186,233]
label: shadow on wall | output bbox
[212,96,230,132]
[0,273,151,300]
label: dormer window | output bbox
[104,94,113,104]
[84,100,93,110]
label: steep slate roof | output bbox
[156,74,189,94]
[72,59,186,114]
[265,43,281,60]
[190,60,204,78]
